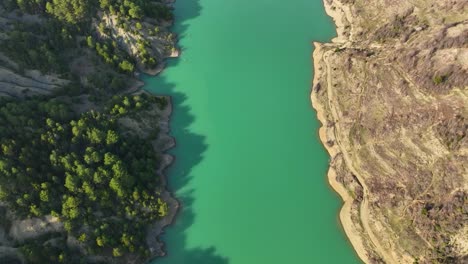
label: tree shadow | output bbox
[142,0,229,263]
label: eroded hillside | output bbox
[0,0,178,98]
[313,0,467,263]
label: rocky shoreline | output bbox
[311,44,371,264]
[145,96,179,260]
[311,1,376,262]
[139,2,182,260]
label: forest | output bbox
[0,95,169,263]
[0,0,174,263]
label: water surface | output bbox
[145,0,361,263]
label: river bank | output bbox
[311,0,374,261]
[311,44,370,264]
[145,96,180,258]
[311,1,395,262]
[133,1,184,257]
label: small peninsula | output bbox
[313,0,467,263]
[0,0,179,263]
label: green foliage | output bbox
[119,60,135,73]
[62,196,80,219]
[135,39,158,69]
[86,36,95,48]
[135,22,142,30]
[3,0,46,13]
[88,36,136,74]
[433,75,447,85]
[127,4,143,19]
[157,198,168,217]
[99,0,110,9]
[45,0,90,24]
[99,0,173,21]
[1,0,174,76]
[108,94,167,117]
[112,247,124,257]
[0,0,176,261]
[0,95,169,260]
[20,235,82,264]
[0,21,73,73]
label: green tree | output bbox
[96,236,107,247]
[158,199,168,217]
[109,177,124,197]
[46,0,90,24]
[82,182,97,201]
[99,0,110,9]
[128,5,143,19]
[135,22,142,30]
[62,196,80,219]
[65,173,79,193]
[87,127,105,144]
[106,130,119,145]
[86,36,95,48]
[39,189,49,202]
[118,60,134,73]
[112,247,124,257]
[104,152,118,165]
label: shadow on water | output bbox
[143,0,229,263]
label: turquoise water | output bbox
[145,0,361,263]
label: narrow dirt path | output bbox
[322,49,398,264]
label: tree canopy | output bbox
[0,95,169,263]
[46,0,90,24]
[0,1,175,262]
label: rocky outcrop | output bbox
[0,64,69,98]
[97,10,179,75]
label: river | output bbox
[144,0,361,263]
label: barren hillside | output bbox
[313,0,467,263]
